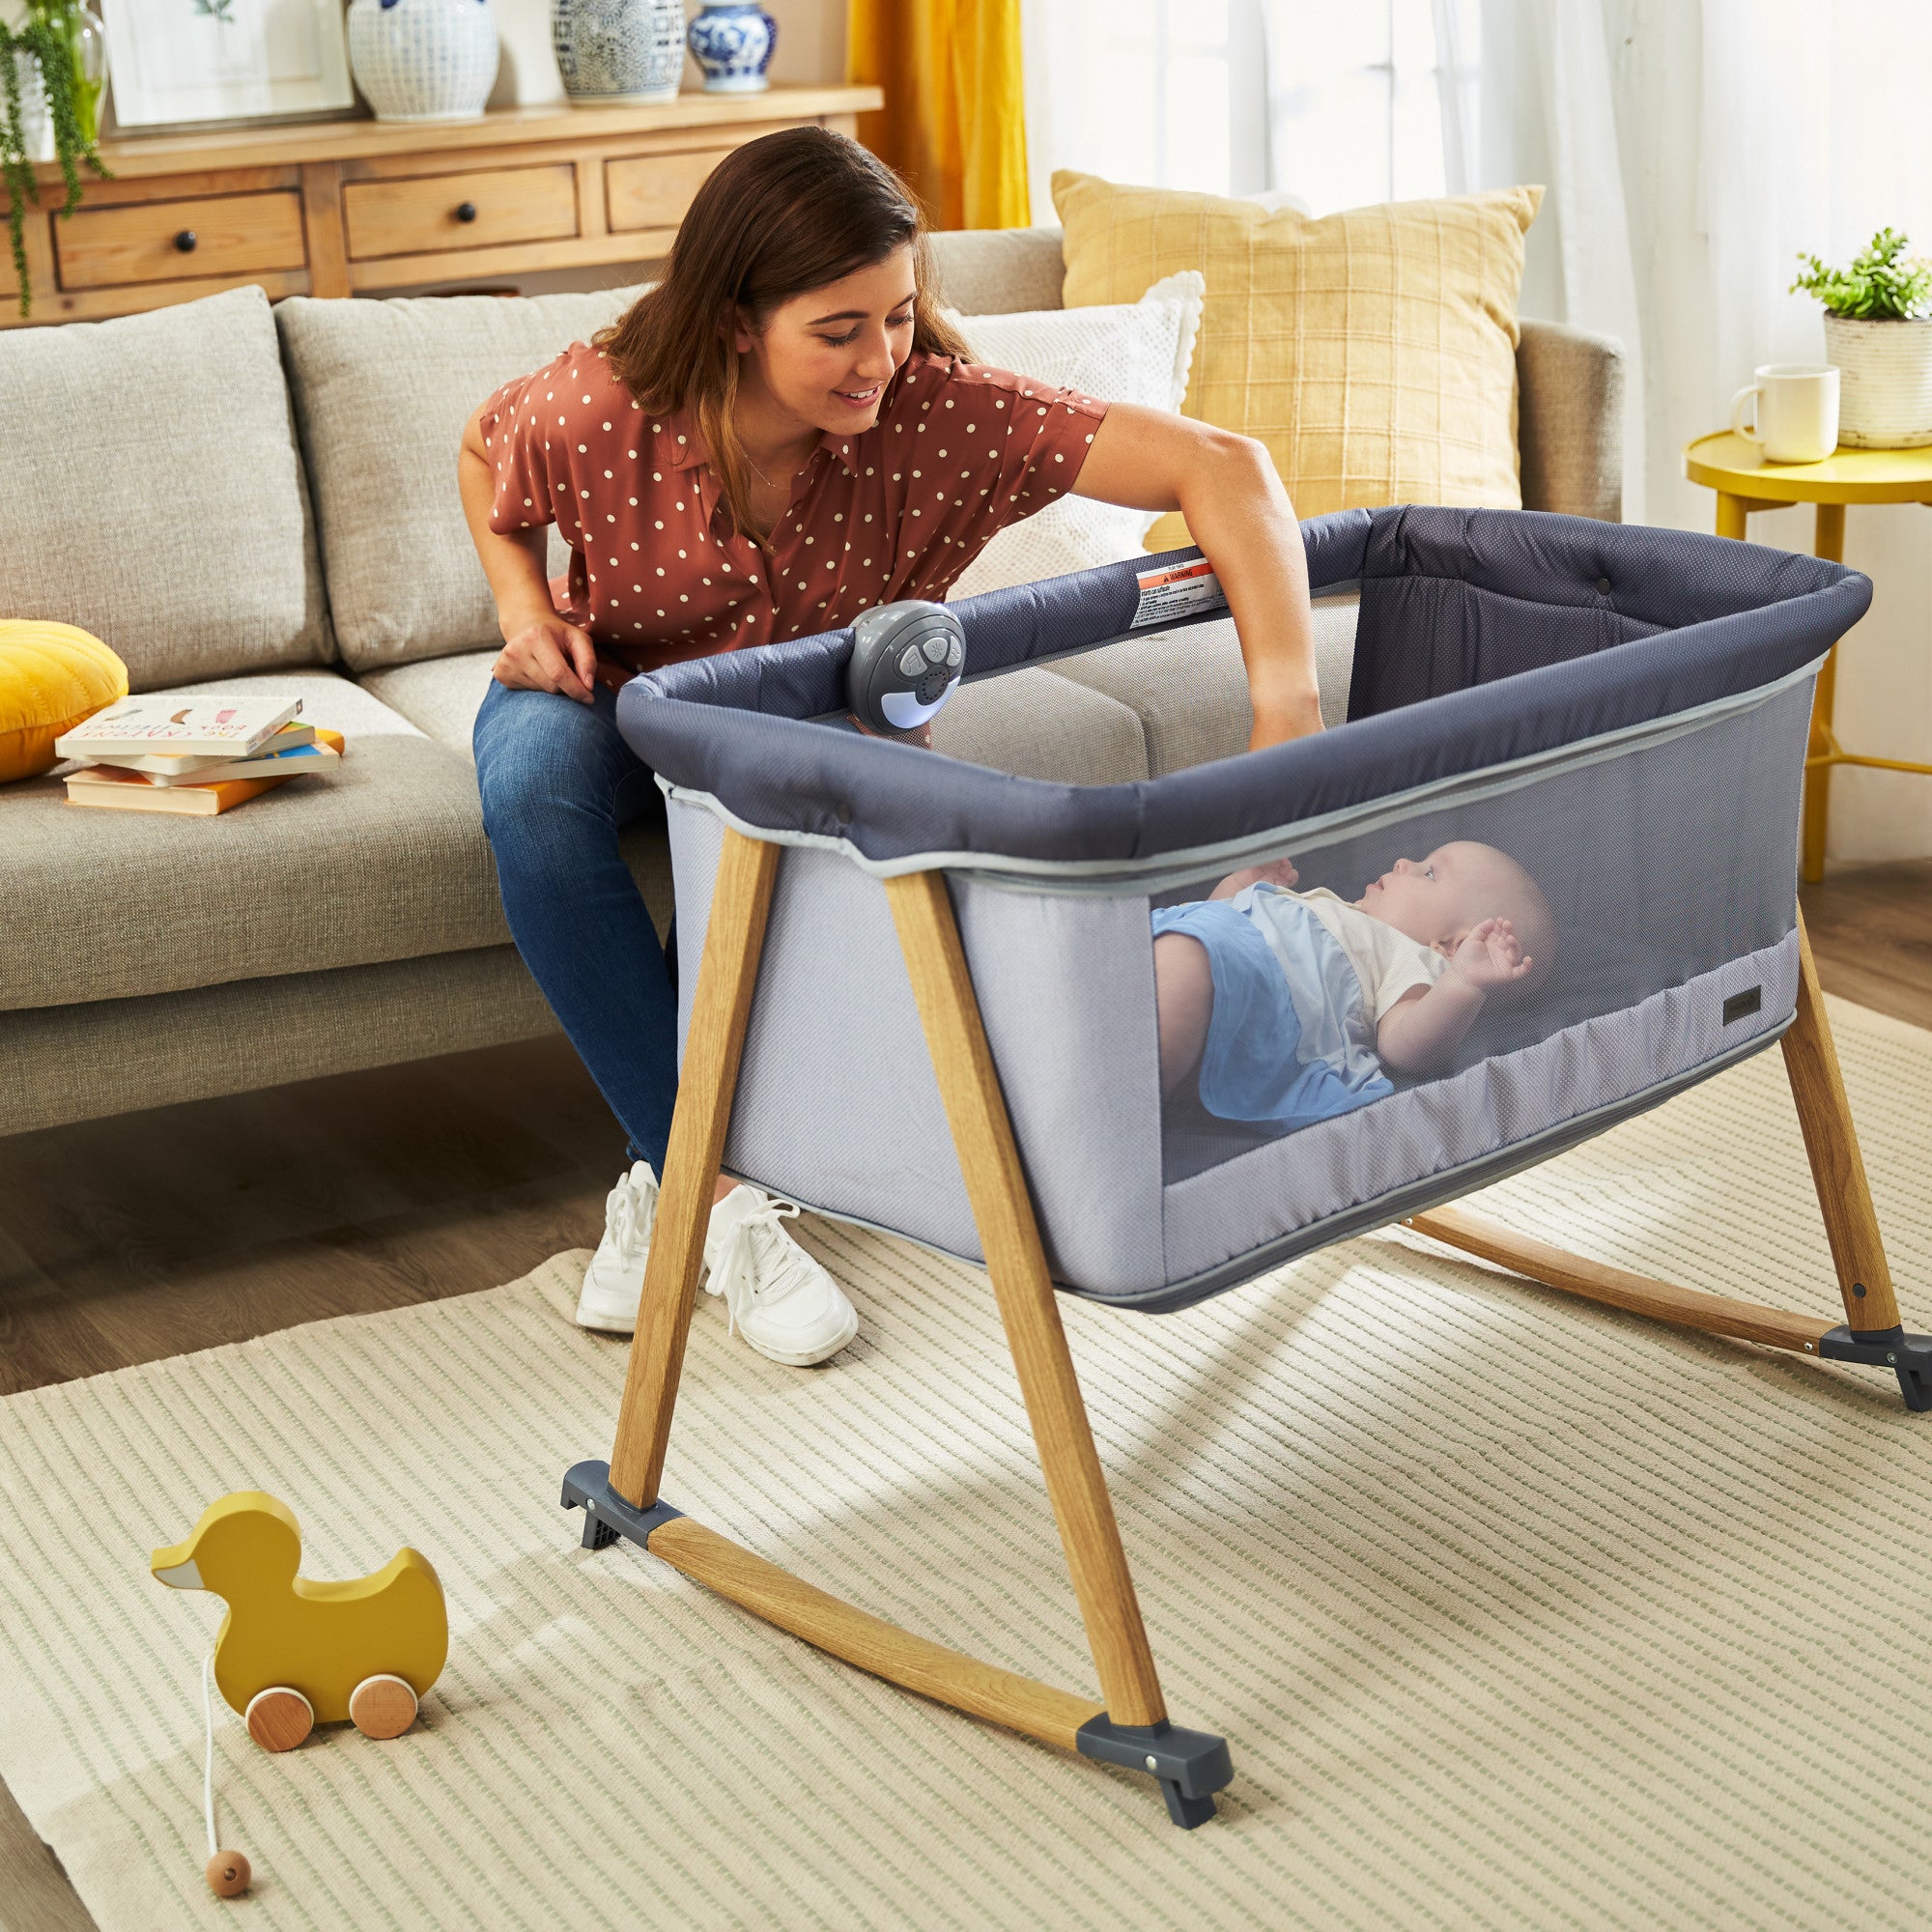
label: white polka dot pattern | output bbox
[479,344,1108,672]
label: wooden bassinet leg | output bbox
[1408,909,1932,1409]
[886,869,1231,1827]
[609,827,781,1508]
[1781,911,1899,1332]
[562,838,1230,1829]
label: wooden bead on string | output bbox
[206,1850,251,1898]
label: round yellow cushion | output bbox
[0,620,129,783]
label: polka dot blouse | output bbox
[478,342,1109,674]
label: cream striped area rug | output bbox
[5,994,1932,1932]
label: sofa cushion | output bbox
[932,666,1148,782]
[356,651,499,759]
[0,286,332,691]
[276,288,643,673]
[355,649,673,920]
[1054,172,1541,547]
[0,669,514,1012]
[1046,594,1361,775]
[924,227,1068,317]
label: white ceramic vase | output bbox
[1824,313,1932,449]
[348,0,500,125]
[553,0,685,105]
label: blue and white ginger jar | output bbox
[348,0,498,124]
[553,0,685,104]
[687,2,776,94]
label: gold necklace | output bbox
[746,444,812,490]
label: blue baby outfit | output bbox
[1151,885,1394,1130]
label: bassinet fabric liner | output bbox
[618,508,1869,1310]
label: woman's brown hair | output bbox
[598,126,971,546]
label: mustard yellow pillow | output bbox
[0,620,128,783]
[1052,173,1543,546]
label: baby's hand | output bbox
[1448,917,1534,993]
[1214,855,1299,897]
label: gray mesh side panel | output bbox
[669,799,1168,1294]
[952,877,1166,1291]
[1159,930,1799,1287]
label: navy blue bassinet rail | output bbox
[615,506,1869,874]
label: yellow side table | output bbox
[1683,431,1932,881]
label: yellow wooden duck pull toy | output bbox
[152,1492,448,1754]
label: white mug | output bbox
[1730,363,1840,464]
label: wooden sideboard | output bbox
[1,85,883,327]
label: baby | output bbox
[1152,841,1556,1131]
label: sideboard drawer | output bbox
[54,191,306,291]
[606,144,741,236]
[343,165,579,261]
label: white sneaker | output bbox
[702,1185,859,1367]
[574,1161,660,1333]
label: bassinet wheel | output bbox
[244,1686,314,1752]
[349,1673,419,1740]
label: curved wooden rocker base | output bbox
[559,1460,1233,1826]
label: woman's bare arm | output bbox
[1071,403,1319,749]
[458,403,599,703]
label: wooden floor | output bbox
[0,861,1927,1929]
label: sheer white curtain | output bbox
[1686,0,1932,863]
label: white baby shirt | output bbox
[1294,888,1447,1021]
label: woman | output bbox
[460,127,1320,1367]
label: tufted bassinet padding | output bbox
[618,506,1868,1308]
[566,505,1932,1833]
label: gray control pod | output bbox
[846,601,966,735]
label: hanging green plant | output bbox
[0,2,112,319]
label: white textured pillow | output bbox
[942,270,1204,601]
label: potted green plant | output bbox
[1,0,110,319]
[1792,226,1932,448]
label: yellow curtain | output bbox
[846,0,1030,231]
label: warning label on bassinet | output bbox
[1130,557,1228,629]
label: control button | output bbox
[922,633,951,664]
[898,644,927,678]
[945,638,963,668]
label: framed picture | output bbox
[101,0,355,129]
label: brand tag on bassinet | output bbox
[1131,557,1228,629]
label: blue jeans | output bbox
[474,678,678,1171]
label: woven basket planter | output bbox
[1825,313,1932,447]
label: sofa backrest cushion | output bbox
[924,227,1067,316]
[277,287,642,671]
[0,285,332,691]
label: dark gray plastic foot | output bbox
[560,1459,685,1551]
[1818,1326,1932,1411]
[1075,1715,1233,1829]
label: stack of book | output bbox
[54,696,344,816]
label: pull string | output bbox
[201,1653,219,1859]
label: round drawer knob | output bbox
[174,230,197,253]
[455,201,478,224]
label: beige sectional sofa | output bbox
[0,227,1622,1140]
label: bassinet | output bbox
[562,506,1920,1828]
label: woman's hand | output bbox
[493,611,599,704]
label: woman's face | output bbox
[733,244,919,438]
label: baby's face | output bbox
[1355,842,1512,953]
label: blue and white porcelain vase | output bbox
[553,0,685,104]
[687,2,776,93]
[348,0,498,124]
